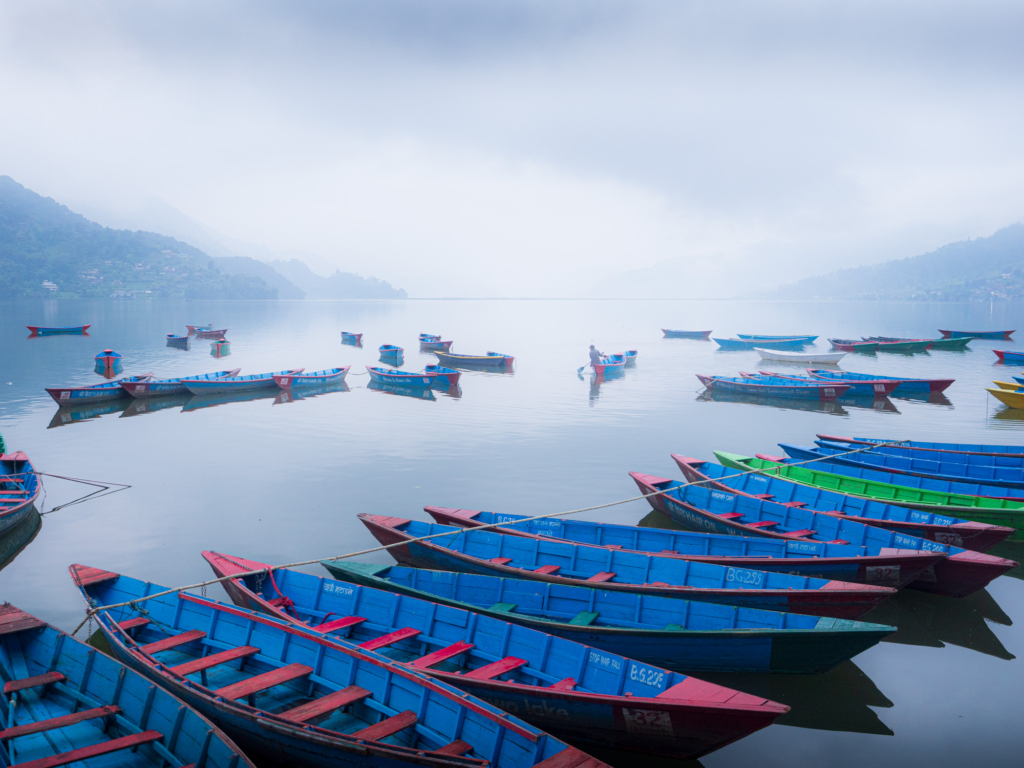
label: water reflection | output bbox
[182,389,280,412]
[696,390,851,416]
[120,394,192,418]
[0,510,41,573]
[48,400,129,428]
[93,358,123,378]
[891,391,953,407]
[987,542,1024,580]
[367,379,436,401]
[273,381,351,405]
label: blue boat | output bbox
[183,369,303,395]
[697,374,851,400]
[340,331,363,345]
[713,337,810,350]
[273,367,350,389]
[815,434,1024,459]
[624,350,638,366]
[358,515,895,618]
[26,324,91,335]
[745,371,900,398]
[121,368,241,398]
[423,507,942,590]
[424,365,461,387]
[808,368,954,394]
[0,451,40,537]
[310,561,892,675]
[379,344,404,358]
[737,334,818,343]
[166,333,191,347]
[672,454,1014,552]
[73,564,612,768]
[45,374,153,405]
[662,329,711,339]
[432,352,515,369]
[367,367,436,388]
[420,339,454,351]
[995,349,1024,364]
[0,603,255,768]
[779,444,1024,497]
[203,552,789,757]
[593,355,625,375]
[940,329,1014,339]
[367,380,437,400]
[419,333,441,342]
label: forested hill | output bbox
[0,176,277,299]
[764,223,1024,301]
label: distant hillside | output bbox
[0,176,277,299]
[212,256,305,299]
[271,259,407,299]
[764,224,1024,300]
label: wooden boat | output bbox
[627,473,1016,598]
[73,565,603,768]
[738,335,819,343]
[807,369,954,394]
[358,515,896,618]
[367,367,438,388]
[367,380,436,400]
[673,454,1013,552]
[752,371,899,397]
[988,387,1024,408]
[0,603,255,768]
[424,507,942,591]
[210,339,231,357]
[816,434,1024,460]
[45,374,153,405]
[419,334,441,342]
[26,324,91,335]
[864,336,971,351]
[593,355,625,375]
[697,375,851,401]
[195,328,228,339]
[754,348,845,364]
[317,561,892,676]
[662,329,711,339]
[93,349,122,366]
[420,340,454,351]
[121,369,241,398]
[860,338,930,353]
[713,451,1024,538]
[828,339,878,353]
[0,451,40,537]
[340,331,363,344]
[184,369,303,395]
[186,324,213,333]
[424,365,462,387]
[623,350,638,366]
[433,351,515,368]
[993,349,1024,364]
[204,552,789,757]
[166,333,191,348]
[712,337,809,350]
[379,344,404,360]
[940,329,1014,339]
[273,367,350,389]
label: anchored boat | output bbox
[807,369,954,394]
[0,451,40,537]
[273,367,350,389]
[184,370,304,395]
[45,374,154,405]
[697,375,851,401]
[120,369,241,398]
[26,324,91,335]
[940,329,1014,339]
[662,329,712,339]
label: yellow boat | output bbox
[994,380,1021,390]
[987,387,1024,408]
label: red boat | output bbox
[940,329,1014,339]
[195,328,228,339]
[750,370,901,397]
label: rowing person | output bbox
[588,344,604,369]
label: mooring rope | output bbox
[29,472,132,515]
[70,439,904,636]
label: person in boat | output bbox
[589,344,604,369]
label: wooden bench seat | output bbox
[0,705,120,740]
[489,603,517,613]
[568,612,599,626]
[315,616,366,633]
[16,730,164,768]
[4,671,65,695]
[139,629,207,655]
[585,572,615,583]
[488,557,513,565]
[214,663,312,703]
[745,520,778,529]
[716,512,744,520]
[116,617,150,632]
[533,565,560,575]
[351,710,418,740]
[358,627,420,651]
[169,646,259,676]
[462,656,527,680]
[435,740,473,756]
[786,529,816,538]
[549,677,576,691]
[408,642,475,670]
[280,685,371,724]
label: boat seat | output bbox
[409,642,475,670]
[745,521,778,529]
[280,685,372,724]
[358,627,421,651]
[717,513,744,520]
[660,549,678,554]
[4,671,65,695]
[169,645,259,676]
[0,705,121,741]
[751,494,774,500]
[568,611,599,626]
[549,677,577,691]
[351,710,418,740]
[15,730,164,768]
[826,539,850,545]
[488,557,513,565]
[585,572,615,583]
[462,656,528,680]
[534,565,561,575]
[604,545,623,550]
[781,501,806,508]
[214,663,313,704]
[664,623,684,630]
[316,616,367,633]
[140,629,207,654]
[645,582,670,587]
[489,603,517,613]
[116,617,150,632]
[786,530,816,538]
[435,740,473,756]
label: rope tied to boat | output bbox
[69,439,907,636]
[27,472,131,516]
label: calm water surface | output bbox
[2,298,1023,767]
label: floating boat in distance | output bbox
[624,350,638,365]
[662,329,712,338]
[807,369,954,394]
[195,328,228,339]
[860,338,930,353]
[186,324,213,333]
[121,368,241,398]
[672,454,1014,552]
[713,337,810,350]
[204,551,789,757]
[367,366,436,388]
[425,365,462,387]
[165,333,190,348]
[433,351,515,368]
[184,369,303,395]
[379,344,404,361]
[941,329,1014,339]
[94,348,121,366]
[358,515,896,618]
[419,333,441,342]
[593,354,626,375]
[988,387,1024,409]
[697,375,851,401]
[754,348,845,364]
[738,334,819,343]
[367,379,437,400]
[828,338,879,353]
[45,374,153,405]
[0,451,40,536]
[273,367,350,389]
[420,339,454,351]
[816,434,1024,459]
[865,335,971,351]
[753,371,899,397]
[0,603,255,768]
[74,565,604,768]
[993,349,1024,364]
[320,560,891,675]
[210,339,231,357]
[26,324,91,335]
[340,331,363,344]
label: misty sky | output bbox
[1,1,1022,297]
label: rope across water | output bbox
[71,439,905,635]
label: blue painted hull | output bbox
[367,368,434,388]
[0,453,39,536]
[713,338,809,350]
[46,375,150,404]
[185,370,300,394]
[737,335,818,342]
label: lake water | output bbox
[2,298,1023,767]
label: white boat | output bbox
[754,347,847,364]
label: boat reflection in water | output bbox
[182,389,279,412]
[119,393,192,418]
[48,399,129,428]
[697,390,850,416]
[891,390,954,407]
[987,541,1024,581]
[0,509,42,574]
[367,379,436,401]
[273,381,351,405]
[93,358,123,378]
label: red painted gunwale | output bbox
[750,371,901,397]
[697,375,851,401]
[805,369,954,393]
[816,434,1024,462]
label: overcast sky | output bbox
[1,1,1022,297]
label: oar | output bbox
[577,364,590,373]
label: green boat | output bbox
[865,336,971,351]
[714,451,1024,537]
[861,338,932,352]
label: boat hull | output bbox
[367,367,435,387]
[755,349,846,364]
[433,352,515,368]
[185,370,302,394]
[697,375,849,401]
[662,329,712,339]
[713,338,809,350]
[27,324,91,335]
[808,369,953,394]
[940,329,1014,339]
[420,340,454,351]
[274,368,350,388]
[0,452,40,537]
[122,368,242,397]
